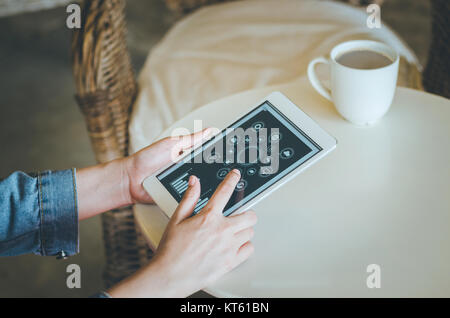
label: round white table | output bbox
[135,78,450,297]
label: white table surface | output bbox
[135,78,450,297]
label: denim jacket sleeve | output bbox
[0,169,79,257]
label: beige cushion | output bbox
[130,0,421,152]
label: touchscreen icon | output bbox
[252,121,264,131]
[270,132,282,142]
[237,146,258,166]
[259,166,274,177]
[247,167,257,176]
[235,179,248,191]
[216,167,230,180]
[280,147,294,159]
[193,197,209,214]
[206,153,221,163]
[171,172,190,195]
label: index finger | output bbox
[203,169,241,213]
[168,128,212,163]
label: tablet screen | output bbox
[157,101,322,216]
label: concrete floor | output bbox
[0,0,430,297]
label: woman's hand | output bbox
[76,129,211,219]
[108,169,258,298]
[123,128,211,204]
[154,169,257,296]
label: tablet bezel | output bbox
[143,91,337,218]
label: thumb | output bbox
[168,128,212,164]
[176,128,212,151]
[171,175,201,224]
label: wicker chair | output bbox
[72,0,150,287]
[71,0,447,288]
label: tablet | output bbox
[143,92,337,218]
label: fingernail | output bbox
[188,175,197,186]
[232,169,241,177]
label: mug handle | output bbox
[307,57,332,101]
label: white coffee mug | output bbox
[307,40,399,125]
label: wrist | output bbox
[107,256,180,298]
[147,254,198,298]
[117,157,133,206]
[76,158,133,219]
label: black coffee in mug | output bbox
[308,40,399,125]
[336,49,393,70]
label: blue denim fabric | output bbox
[0,169,79,257]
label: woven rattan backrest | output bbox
[72,0,136,163]
[72,0,148,288]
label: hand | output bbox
[154,169,257,296]
[76,129,211,220]
[108,169,257,297]
[122,128,211,204]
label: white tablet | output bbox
[143,92,337,218]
